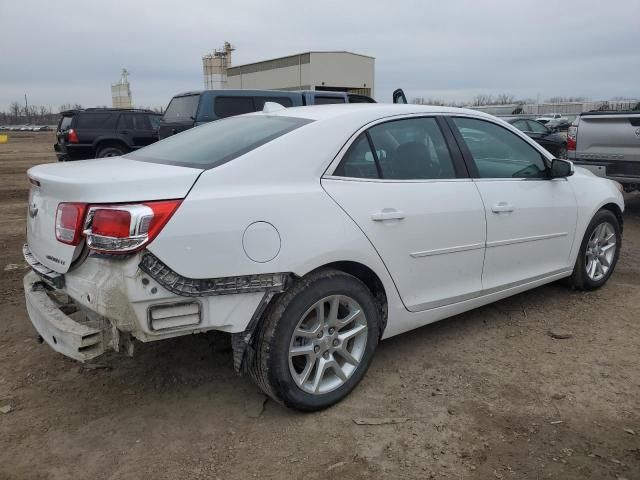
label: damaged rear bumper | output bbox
[23,271,108,362]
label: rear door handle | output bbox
[371,209,405,221]
[491,202,514,213]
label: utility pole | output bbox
[24,94,30,124]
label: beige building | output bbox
[225,51,375,97]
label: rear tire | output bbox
[570,209,621,291]
[96,145,125,158]
[249,269,380,412]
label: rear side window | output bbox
[334,117,456,180]
[75,113,116,129]
[314,96,346,105]
[333,134,379,179]
[163,95,200,122]
[214,96,256,118]
[512,120,529,131]
[126,115,313,169]
[527,120,548,134]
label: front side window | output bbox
[133,115,152,130]
[148,115,162,130]
[334,117,457,180]
[452,117,548,179]
[117,114,134,130]
[126,115,313,169]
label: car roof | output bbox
[255,103,498,123]
[172,89,302,97]
[61,108,156,115]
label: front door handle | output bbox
[371,209,405,221]
[491,202,514,213]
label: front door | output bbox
[322,116,486,311]
[449,116,578,290]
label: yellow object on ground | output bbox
[0,135,8,144]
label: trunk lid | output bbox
[26,157,202,273]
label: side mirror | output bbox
[392,88,408,104]
[550,158,574,178]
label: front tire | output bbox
[570,209,621,290]
[250,269,380,412]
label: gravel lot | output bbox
[1,132,638,480]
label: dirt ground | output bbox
[0,132,638,480]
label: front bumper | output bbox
[23,271,107,362]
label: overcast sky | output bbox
[1,0,639,110]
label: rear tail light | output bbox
[84,200,181,253]
[67,128,79,144]
[55,203,88,245]
[567,126,577,151]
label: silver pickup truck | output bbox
[568,111,640,192]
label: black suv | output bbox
[54,108,162,161]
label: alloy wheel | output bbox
[585,222,617,281]
[288,295,368,395]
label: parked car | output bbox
[568,110,640,191]
[158,89,375,139]
[54,108,162,161]
[508,118,568,158]
[24,104,623,411]
[546,118,572,131]
[536,113,568,124]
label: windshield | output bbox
[58,115,73,132]
[162,95,200,123]
[126,115,313,169]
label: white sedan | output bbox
[23,104,623,411]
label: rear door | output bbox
[159,94,200,139]
[449,116,577,291]
[322,116,486,311]
[131,114,159,148]
[74,112,118,145]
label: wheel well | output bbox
[310,261,388,337]
[95,139,128,155]
[601,203,624,233]
[233,261,389,374]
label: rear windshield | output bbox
[126,115,313,169]
[163,95,200,122]
[58,115,73,132]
